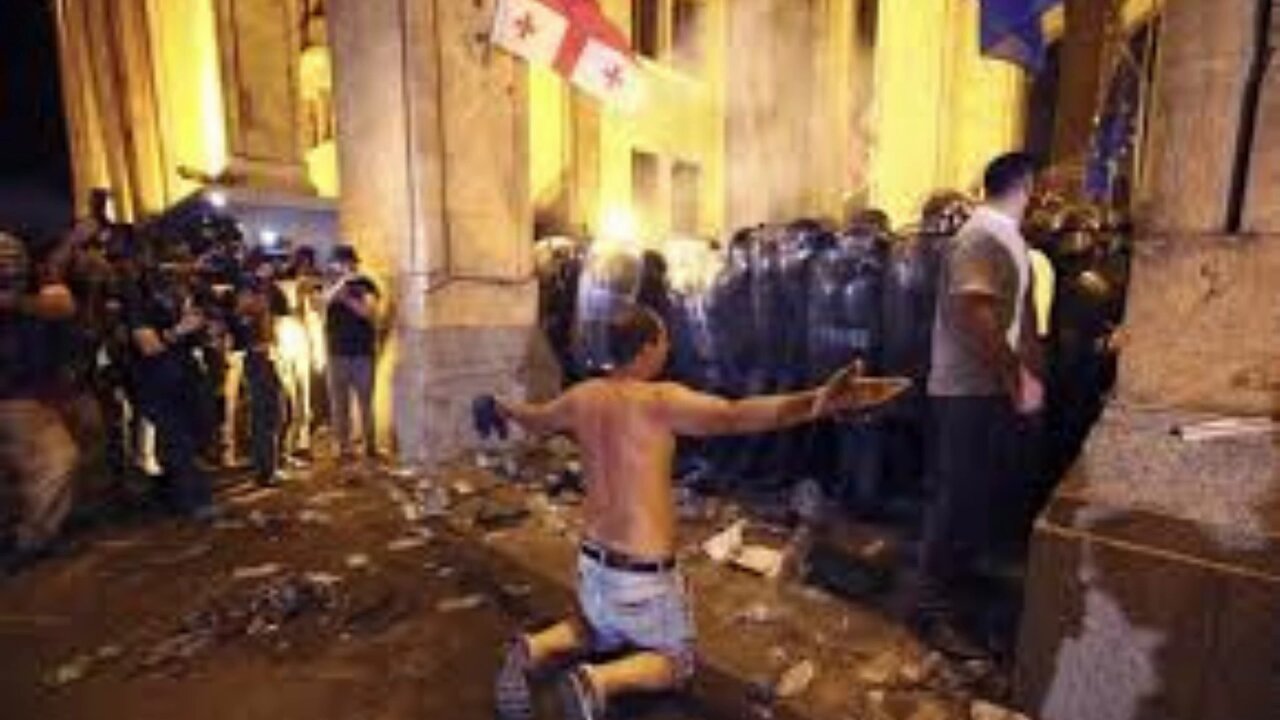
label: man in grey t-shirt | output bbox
[916,153,1044,659]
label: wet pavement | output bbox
[0,442,1030,720]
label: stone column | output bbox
[1242,1,1280,232]
[1016,4,1280,718]
[328,0,536,463]
[1140,0,1258,232]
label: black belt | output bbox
[580,542,676,574]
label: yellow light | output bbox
[599,206,639,246]
[275,317,310,367]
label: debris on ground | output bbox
[452,480,478,497]
[435,594,487,613]
[500,583,533,598]
[297,509,332,525]
[731,545,785,579]
[304,490,348,507]
[733,602,779,625]
[344,554,371,570]
[774,659,816,699]
[232,563,284,581]
[386,536,429,552]
[44,654,94,688]
[246,509,291,538]
[703,520,747,563]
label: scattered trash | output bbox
[703,520,747,563]
[856,651,902,687]
[95,644,124,660]
[436,594,487,613]
[345,554,371,570]
[44,655,93,687]
[732,545,785,579]
[501,583,533,598]
[304,572,343,586]
[233,563,284,581]
[733,603,779,625]
[774,659,816,699]
[305,490,348,507]
[297,509,332,525]
[387,536,429,552]
[246,510,290,538]
[452,480,478,497]
[420,483,451,517]
[388,465,422,480]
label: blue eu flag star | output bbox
[979,0,1062,73]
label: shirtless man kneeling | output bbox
[492,306,906,720]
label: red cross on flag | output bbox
[491,0,640,108]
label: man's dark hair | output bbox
[331,243,359,266]
[983,152,1037,200]
[606,304,664,368]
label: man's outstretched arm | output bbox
[656,385,822,438]
[498,392,576,435]
[658,362,907,438]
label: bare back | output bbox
[566,379,678,560]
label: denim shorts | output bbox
[576,550,696,681]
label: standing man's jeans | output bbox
[327,354,375,458]
[0,400,78,552]
[917,395,1018,617]
[141,394,214,516]
[245,350,283,483]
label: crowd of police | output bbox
[0,209,381,571]
[536,191,1132,533]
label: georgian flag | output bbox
[491,0,640,108]
[491,0,570,67]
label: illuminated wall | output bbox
[145,0,229,201]
[528,0,727,244]
[871,0,1028,225]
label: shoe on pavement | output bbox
[494,639,533,720]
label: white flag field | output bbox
[491,0,642,109]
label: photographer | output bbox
[234,252,287,486]
[124,267,218,520]
[323,244,380,461]
[0,231,80,570]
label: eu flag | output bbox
[979,0,1062,73]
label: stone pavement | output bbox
[422,441,1033,720]
[0,445,1031,720]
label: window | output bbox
[632,0,660,59]
[672,0,704,70]
[632,150,661,235]
[671,161,701,234]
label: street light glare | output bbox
[207,190,228,209]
